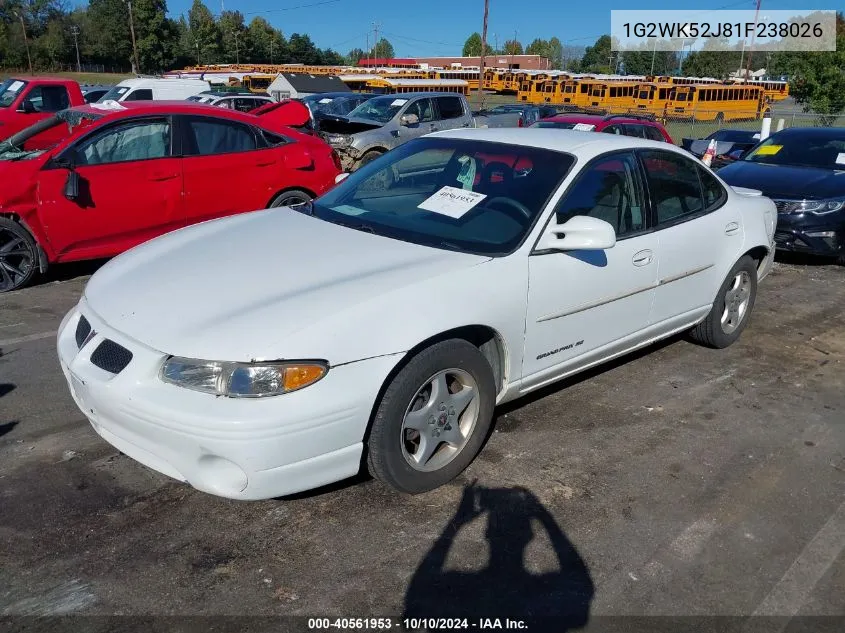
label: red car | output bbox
[531,113,674,144]
[0,101,341,292]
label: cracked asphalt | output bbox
[1,257,843,630]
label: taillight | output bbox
[518,117,524,127]
[330,150,342,171]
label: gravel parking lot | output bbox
[1,258,843,628]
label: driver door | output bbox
[521,151,659,390]
[36,116,184,261]
[396,98,436,141]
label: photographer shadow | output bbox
[404,483,594,628]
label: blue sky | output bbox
[160,0,834,56]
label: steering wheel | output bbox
[483,196,532,221]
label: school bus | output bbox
[664,84,769,121]
[365,77,470,96]
[632,83,675,116]
[741,79,790,102]
[585,81,641,112]
[241,74,275,93]
[433,69,480,91]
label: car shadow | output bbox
[403,482,594,625]
[775,251,839,268]
[0,421,19,438]
[31,258,109,288]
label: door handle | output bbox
[148,171,178,182]
[255,160,277,167]
[725,222,740,235]
[632,249,653,266]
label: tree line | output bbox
[0,0,346,74]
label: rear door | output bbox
[178,114,285,224]
[433,96,472,132]
[36,116,184,261]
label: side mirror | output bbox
[335,172,349,184]
[399,113,419,127]
[284,145,314,170]
[17,100,36,114]
[63,170,80,201]
[536,215,616,252]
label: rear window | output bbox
[124,89,153,101]
[532,121,579,129]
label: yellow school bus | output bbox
[365,77,470,96]
[744,79,790,102]
[632,83,675,116]
[664,84,769,121]
[433,69,480,91]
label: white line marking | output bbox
[752,499,845,617]
[0,330,58,347]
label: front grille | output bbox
[90,339,133,374]
[75,316,92,348]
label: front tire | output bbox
[689,255,758,348]
[0,217,38,293]
[268,189,312,209]
[356,150,384,170]
[367,339,496,494]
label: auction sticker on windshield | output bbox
[418,186,486,219]
[572,123,596,132]
[8,80,24,91]
[754,145,782,156]
[836,153,845,166]
[391,99,408,106]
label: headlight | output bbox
[324,134,352,147]
[160,357,328,398]
[776,199,844,215]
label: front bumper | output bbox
[773,214,844,259]
[57,301,401,500]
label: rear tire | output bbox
[268,189,312,209]
[367,339,496,494]
[0,217,38,293]
[689,255,758,349]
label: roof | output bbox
[7,76,80,85]
[374,78,468,87]
[72,100,269,124]
[431,127,678,158]
[366,91,468,99]
[540,113,662,126]
[272,73,349,93]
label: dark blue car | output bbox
[718,127,845,264]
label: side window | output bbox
[622,124,648,139]
[405,98,434,123]
[640,150,704,226]
[23,86,70,112]
[184,117,257,156]
[601,124,623,135]
[74,119,170,166]
[698,166,727,209]
[643,125,666,142]
[436,96,465,120]
[123,89,153,101]
[554,152,646,237]
[234,98,259,112]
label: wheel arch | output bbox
[743,245,769,271]
[0,212,49,273]
[265,186,317,209]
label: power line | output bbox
[244,0,342,16]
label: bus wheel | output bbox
[715,112,725,123]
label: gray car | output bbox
[319,92,519,171]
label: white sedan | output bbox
[57,128,777,500]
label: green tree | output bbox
[621,44,678,76]
[246,17,285,63]
[346,46,365,64]
[133,0,178,72]
[768,12,845,120]
[85,0,133,70]
[502,38,522,55]
[370,37,394,59]
[548,36,563,69]
[218,10,247,64]
[462,32,482,56]
[188,0,219,64]
[525,38,549,58]
[581,34,612,72]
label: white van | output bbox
[98,78,211,102]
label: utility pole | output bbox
[744,0,762,79]
[493,33,498,55]
[71,26,82,72]
[124,0,140,74]
[477,0,489,111]
[196,42,200,65]
[13,11,33,75]
[650,37,657,75]
[511,28,517,68]
[270,38,274,64]
[232,31,240,65]
[372,22,381,62]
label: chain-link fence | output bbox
[664,109,845,145]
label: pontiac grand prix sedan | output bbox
[57,129,777,500]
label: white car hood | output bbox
[84,208,489,362]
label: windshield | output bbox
[744,133,845,170]
[99,85,130,102]
[312,137,575,256]
[709,130,758,143]
[346,95,407,123]
[0,109,102,161]
[0,79,27,108]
